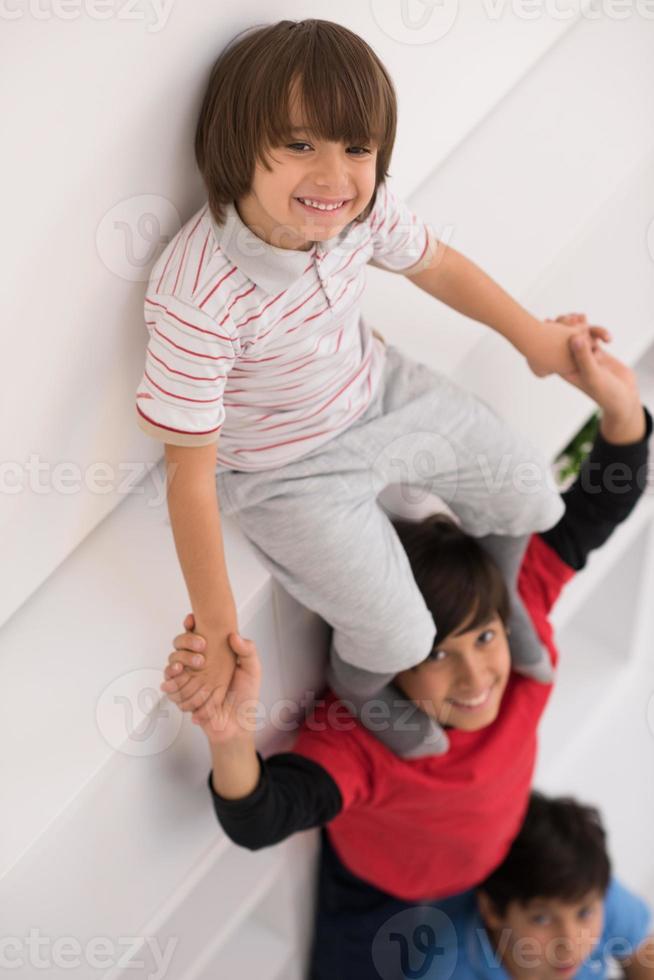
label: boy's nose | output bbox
[311,149,350,185]
[553,930,578,958]
[455,654,485,688]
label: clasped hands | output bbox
[527,311,611,379]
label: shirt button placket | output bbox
[315,245,333,308]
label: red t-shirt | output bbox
[292,534,576,901]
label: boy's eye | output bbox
[477,629,495,645]
[286,142,371,155]
[427,648,448,663]
[578,906,594,920]
[530,913,551,926]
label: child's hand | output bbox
[563,331,642,422]
[159,613,238,714]
[526,313,611,379]
[160,614,262,742]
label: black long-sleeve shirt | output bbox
[207,407,652,851]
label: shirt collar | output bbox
[211,199,353,295]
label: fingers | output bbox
[569,332,598,375]
[554,313,612,345]
[162,677,212,712]
[178,685,213,713]
[192,690,221,726]
[161,654,204,692]
[227,633,261,676]
[589,324,612,343]
[160,669,195,697]
[160,682,186,704]
[191,700,212,727]
[555,312,587,325]
[183,612,196,630]
[169,645,205,668]
[173,631,205,654]
[227,633,256,659]
[172,647,206,666]
[160,671,203,704]
[193,689,232,731]
[160,641,206,689]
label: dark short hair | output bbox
[195,18,397,227]
[392,514,511,646]
[479,792,612,915]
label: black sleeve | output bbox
[206,751,343,851]
[541,406,652,570]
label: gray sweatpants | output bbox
[216,344,564,675]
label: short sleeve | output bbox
[134,291,238,447]
[368,181,438,275]
[601,877,652,962]
[292,698,373,812]
[518,534,576,618]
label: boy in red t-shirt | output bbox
[160,333,651,978]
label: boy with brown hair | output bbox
[137,18,608,755]
[468,792,654,979]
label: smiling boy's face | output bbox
[236,81,379,251]
[477,890,605,980]
[394,614,511,732]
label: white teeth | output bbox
[298,198,344,211]
[450,689,490,707]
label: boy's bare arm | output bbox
[210,736,261,799]
[404,241,610,378]
[163,439,238,709]
[168,625,263,798]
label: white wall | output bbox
[3,3,654,978]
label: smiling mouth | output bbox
[294,197,349,215]
[446,684,495,711]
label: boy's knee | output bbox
[479,437,564,534]
[333,603,436,676]
[517,471,565,532]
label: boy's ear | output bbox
[477,890,504,930]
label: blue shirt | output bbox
[446,878,651,979]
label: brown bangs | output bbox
[195,19,397,226]
[392,514,511,645]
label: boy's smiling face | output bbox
[236,84,378,252]
[477,890,605,979]
[394,614,511,732]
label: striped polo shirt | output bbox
[134,180,438,471]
